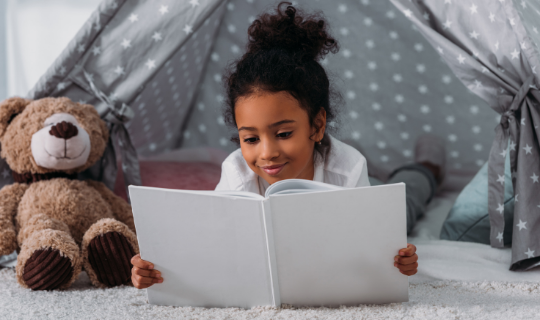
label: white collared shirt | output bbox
[215,135,370,195]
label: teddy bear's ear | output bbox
[0,97,32,138]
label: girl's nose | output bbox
[260,138,280,161]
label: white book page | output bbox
[267,183,408,306]
[129,186,273,308]
[265,179,343,197]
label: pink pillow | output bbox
[114,161,222,201]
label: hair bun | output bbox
[246,2,339,61]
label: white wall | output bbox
[6,0,101,97]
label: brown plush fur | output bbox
[0,97,138,290]
[0,183,28,255]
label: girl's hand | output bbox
[131,254,163,289]
[394,243,418,276]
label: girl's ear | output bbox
[313,108,327,142]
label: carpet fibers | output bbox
[0,268,539,320]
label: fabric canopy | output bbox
[26,0,226,191]
[391,0,540,270]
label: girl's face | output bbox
[235,91,326,185]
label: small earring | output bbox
[318,140,322,145]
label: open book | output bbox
[129,180,408,308]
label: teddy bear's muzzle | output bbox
[31,113,92,171]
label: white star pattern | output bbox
[474,80,482,88]
[497,174,505,185]
[500,149,507,157]
[92,46,101,56]
[114,66,125,76]
[469,4,478,14]
[159,5,169,15]
[531,173,539,183]
[511,49,520,60]
[469,31,479,39]
[457,54,466,64]
[521,118,526,126]
[496,232,503,243]
[128,14,138,23]
[57,82,67,91]
[190,0,200,8]
[152,32,163,41]
[145,59,156,70]
[517,220,527,230]
[489,12,495,22]
[403,9,412,18]
[183,24,193,34]
[509,140,516,151]
[443,19,452,29]
[523,144,532,154]
[525,248,535,259]
[496,203,504,214]
[77,44,85,53]
[121,39,131,49]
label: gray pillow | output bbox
[441,153,514,246]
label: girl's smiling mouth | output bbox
[260,163,287,176]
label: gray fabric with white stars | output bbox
[392,0,540,271]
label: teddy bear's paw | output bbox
[16,229,82,290]
[87,231,135,287]
[22,248,73,290]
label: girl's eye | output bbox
[243,137,259,144]
[277,131,292,138]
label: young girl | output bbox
[131,2,419,289]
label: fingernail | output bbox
[394,263,397,267]
[399,252,405,256]
[149,264,154,269]
[158,279,163,283]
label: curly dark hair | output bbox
[223,1,341,154]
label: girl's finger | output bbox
[395,262,418,272]
[131,254,154,270]
[132,276,143,289]
[394,254,418,265]
[132,266,161,278]
[399,244,417,256]
[133,274,156,285]
[400,269,418,276]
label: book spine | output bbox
[262,199,281,307]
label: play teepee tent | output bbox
[0,0,538,269]
[392,0,540,271]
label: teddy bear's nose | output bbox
[49,121,79,140]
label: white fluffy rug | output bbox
[1,268,539,320]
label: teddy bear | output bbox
[0,96,139,290]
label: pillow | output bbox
[440,153,514,246]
